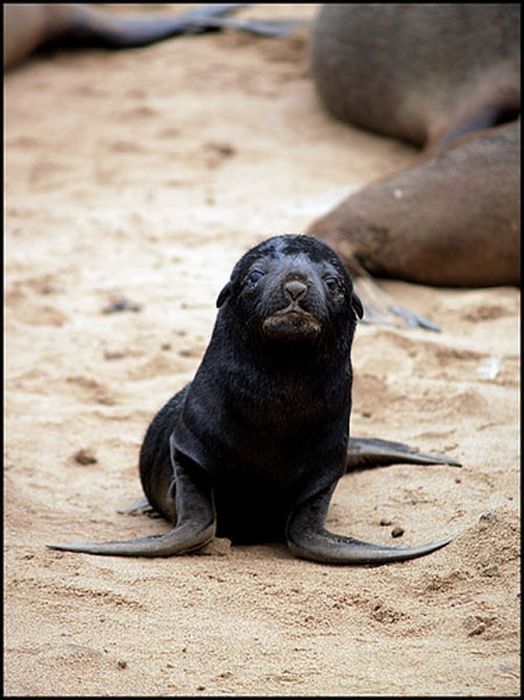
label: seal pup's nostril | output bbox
[284,280,308,301]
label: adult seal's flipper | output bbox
[287,484,452,565]
[4,4,307,70]
[187,16,308,39]
[58,4,306,47]
[352,263,441,332]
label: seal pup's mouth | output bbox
[261,305,322,340]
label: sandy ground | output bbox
[4,4,520,696]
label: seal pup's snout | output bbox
[283,279,308,302]
[261,270,322,342]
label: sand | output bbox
[4,4,520,696]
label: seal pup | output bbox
[49,235,459,565]
[307,4,520,326]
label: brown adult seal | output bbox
[310,122,520,288]
[307,4,520,321]
[49,235,459,565]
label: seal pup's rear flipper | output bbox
[347,437,461,470]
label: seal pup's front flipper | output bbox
[47,453,216,557]
[288,529,452,565]
[347,437,461,470]
[47,520,215,557]
[287,484,452,565]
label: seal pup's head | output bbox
[216,234,363,347]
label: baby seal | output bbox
[49,235,458,564]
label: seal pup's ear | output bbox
[351,291,364,319]
[216,282,232,308]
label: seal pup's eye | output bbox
[323,275,340,292]
[247,269,265,284]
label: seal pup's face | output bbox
[217,234,363,345]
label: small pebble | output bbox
[391,526,404,538]
[73,448,97,465]
[468,622,486,636]
[104,350,126,360]
[102,297,141,314]
[206,141,235,157]
[479,511,497,523]
[478,511,498,529]
[482,564,499,577]
[178,347,202,358]
[464,615,487,636]
[117,660,128,669]
[380,518,393,526]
